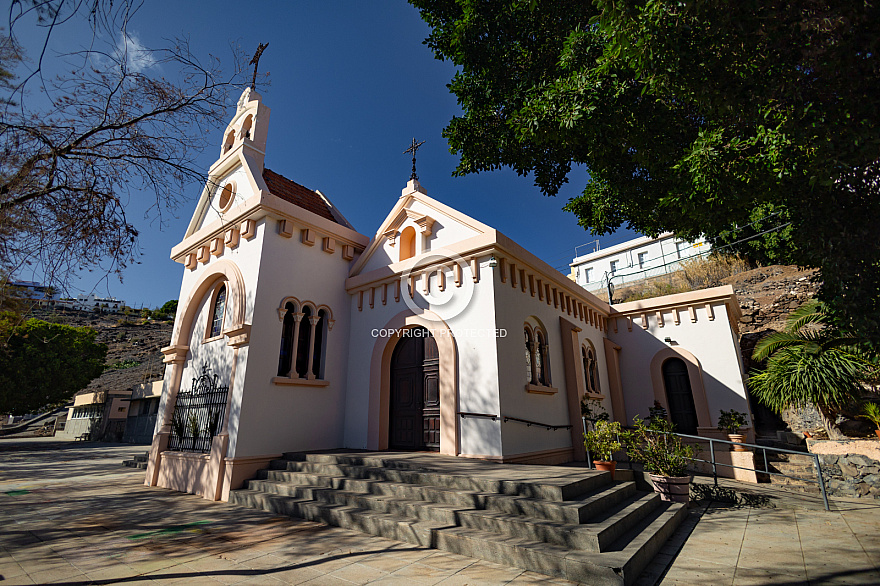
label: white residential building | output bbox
[570,234,711,292]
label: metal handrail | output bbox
[582,417,830,511]
[458,411,572,430]
[657,431,828,510]
[503,415,572,430]
[457,412,499,421]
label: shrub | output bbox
[625,416,698,477]
[584,420,623,461]
[680,253,751,289]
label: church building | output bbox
[145,89,753,501]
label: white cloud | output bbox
[117,32,157,73]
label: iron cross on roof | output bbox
[404,138,426,181]
[249,42,269,91]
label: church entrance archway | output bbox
[662,358,699,435]
[388,327,440,451]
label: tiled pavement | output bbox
[2,439,880,585]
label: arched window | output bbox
[218,183,234,212]
[277,302,296,376]
[294,305,312,378]
[536,330,549,385]
[240,115,253,140]
[399,226,416,262]
[524,320,552,389]
[208,285,226,338]
[223,130,235,153]
[524,328,534,383]
[312,309,327,378]
[582,342,600,395]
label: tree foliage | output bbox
[750,301,876,439]
[411,0,880,347]
[0,0,245,288]
[0,314,107,415]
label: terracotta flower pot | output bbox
[728,433,747,451]
[593,460,616,480]
[874,429,880,440]
[649,474,691,503]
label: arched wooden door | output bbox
[389,327,440,451]
[662,358,699,435]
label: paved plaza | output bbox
[1,439,879,585]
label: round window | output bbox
[218,184,234,212]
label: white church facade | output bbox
[145,90,754,501]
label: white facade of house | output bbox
[144,89,753,501]
[570,234,711,292]
[55,293,125,312]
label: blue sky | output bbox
[15,1,637,308]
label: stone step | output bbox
[122,459,147,469]
[261,466,635,524]
[229,487,686,586]
[454,491,661,553]
[247,476,653,552]
[269,457,610,501]
[122,452,150,469]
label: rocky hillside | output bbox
[29,308,172,397]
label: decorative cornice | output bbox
[161,345,189,364]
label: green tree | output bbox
[159,300,178,316]
[750,302,875,440]
[410,0,880,347]
[0,315,107,415]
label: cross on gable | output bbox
[403,138,426,181]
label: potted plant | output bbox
[188,413,201,450]
[170,413,186,450]
[584,420,623,479]
[626,415,698,503]
[861,403,880,439]
[717,409,748,451]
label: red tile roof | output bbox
[262,168,339,224]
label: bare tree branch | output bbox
[0,0,246,291]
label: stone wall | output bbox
[809,439,880,499]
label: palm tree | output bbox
[750,301,876,440]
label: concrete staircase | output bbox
[122,452,149,469]
[229,451,687,585]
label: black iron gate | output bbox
[168,366,230,453]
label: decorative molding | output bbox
[342,245,355,261]
[225,228,240,249]
[525,383,558,395]
[271,377,330,387]
[301,228,316,246]
[279,219,294,238]
[322,237,336,254]
[161,344,189,364]
[224,324,251,347]
[185,253,197,270]
[240,219,257,240]
[196,245,210,264]
[210,237,224,257]
[383,228,399,247]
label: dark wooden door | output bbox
[662,358,699,434]
[422,334,440,450]
[389,328,440,452]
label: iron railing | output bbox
[582,417,830,511]
[169,366,230,453]
[458,412,572,430]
